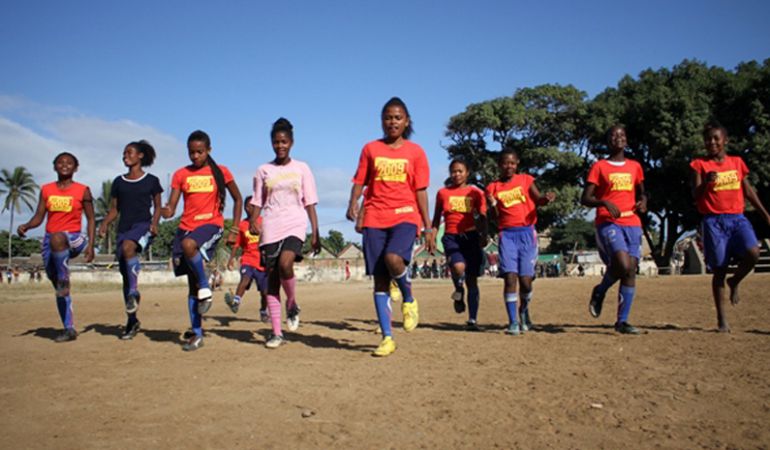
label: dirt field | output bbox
[1,274,769,449]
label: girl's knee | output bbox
[121,240,137,258]
[50,232,68,250]
[181,238,198,254]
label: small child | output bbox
[581,125,647,334]
[98,140,163,340]
[225,195,269,321]
[432,158,488,330]
[161,130,242,351]
[486,150,554,335]
[17,152,96,342]
[690,122,770,332]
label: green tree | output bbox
[94,179,114,254]
[152,218,180,260]
[444,84,589,232]
[0,167,38,266]
[546,218,596,254]
[0,231,41,258]
[322,229,346,255]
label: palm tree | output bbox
[0,167,38,266]
[94,179,114,254]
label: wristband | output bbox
[421,227,433,233]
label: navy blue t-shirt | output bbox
[111,173,164,232]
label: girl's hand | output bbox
[544,191,556,203]
[16,224,28,238]
[635,197,648,214]
[424,229,436,254]
[150,224,158,236]
[225,230,238,247]
[98,224,107,238]
[346,203,358,222]
[603,200,621,219]
[705,171,718,184]
[311,233,321,255]
[227,258,236,271]
[84,246,95,263]
[160,205,173,219]
[249,220,262,236]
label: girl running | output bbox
[161,130,242,351]
[250,118,320,349]
[225,195,269,322]
[98,140,163,340]
[486,150,554,335]
[432,158,488,330]
[17,152,95,342]
[690,122,770,332]
[346,97,435,357]
[581,125,646,334]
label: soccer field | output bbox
[1,275,769,449]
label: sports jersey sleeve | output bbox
[251,168,265,208]
[110,176,119,200]
[171,169,184,190]
[413,148,430,190]
[635,162,644,184]
[150,175,164,195]
[220,165,235,184]
[474,188,488,215]
[301,162,319,207]
[352,145,371,186]
[738,157,749,177]
[435,189,446,217]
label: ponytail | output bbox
[207,155,227,213]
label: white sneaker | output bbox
[197,288,213,314]
[265,334,285,349]
[286,305,300,331]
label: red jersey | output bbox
[41,181,88,233]
[352,140,430,229]
[171,164,234,231]
[436,185,487,234]
[586,159,644,226]
[486,174,537,230]
[234,218,263,270]
[690,155,748,215]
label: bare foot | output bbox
[726,277,740,305]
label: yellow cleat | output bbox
[373,336,396,357]
[389,280,403,303]
[401,299,419,332]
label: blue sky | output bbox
[2,0,769,241]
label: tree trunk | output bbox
[7,208,14,267]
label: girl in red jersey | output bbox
[98,140,163,340]
[581,125,647,334]
[161,130,242,351]
[225,195,268,321]
[690,122,770,332]
[432,158,488,330]
[486,150,554,335]
[347,97,436,357]
[17,152,95,342]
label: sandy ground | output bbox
[1,274,769,449]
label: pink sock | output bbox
[267,295,282,336]
[281,276,297,311]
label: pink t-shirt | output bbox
[251,159,318,245]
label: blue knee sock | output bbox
[467,286,480,321]
[451,272,466,291]
[374,291,392,337]
[617,285,635,324]
[56,295,73,329]
[505,292,518,325]
[52,249,70,286]
[394,269,414,303]
[126,256,141,295]
[188,296,203,336]
[596,271,618,297]
[185,253,209,289]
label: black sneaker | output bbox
[182,334,204,351]
[465,319,480,332]
[120,320,141,340]
[54,328,78,343]
[452,289,466,314]
[126,292,140,314]
[182,329,197,340]
[589,285,605,318]
[615,322,640,335]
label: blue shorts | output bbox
[116,222,153,260]
[241,264,268,292]
[442,231,484,277]
[363,223,417,276]
[42,232,88,282]
[596,223,642,266]
[701,214,758,270]
[172,225,223,276]
[498,226,538,277]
